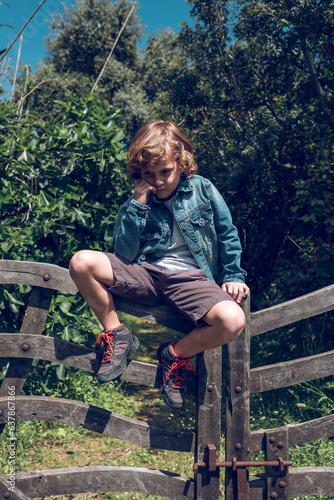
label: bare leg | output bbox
[69,250,120,330]
[173,300,245,358]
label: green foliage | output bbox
[0,92,131,265]
[15,0,153,134]
[47,0,142,75]
[0,92,132,380]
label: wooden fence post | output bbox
[225,295,251,500]
[195,347,222,499]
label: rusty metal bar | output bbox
[193,459,292,473]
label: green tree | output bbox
[15,0,152,134]
[165,0,334,308]
[141,29,190,119]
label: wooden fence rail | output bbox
[0,259,333,499]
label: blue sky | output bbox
[1,0,192,92]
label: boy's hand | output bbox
[133,179,156,205]
[222,282,249,305]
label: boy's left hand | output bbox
[222,282,249,305]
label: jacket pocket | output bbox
[189,205,213,226]
[140,222,165,241]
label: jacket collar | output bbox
[177,175,194,193]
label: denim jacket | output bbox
[113,175,247,285]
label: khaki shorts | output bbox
[105,253,234,325]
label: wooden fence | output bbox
[0,259,333,499]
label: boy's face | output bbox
[141,156,182,199]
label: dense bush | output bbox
[0,93,132,379]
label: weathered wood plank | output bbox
[0,334,196,393]
[250,414,334,452]
[250,349,334,394]
[225,296,251,500]
[1,332,102,372]
[0,287,53,398]
[195,347,222,500]
[0,260,78,295]
[289,467,334,496]
[250,284,334,336]
[0,473,31,500]
[0,396,195,452]
[15,466,195,499]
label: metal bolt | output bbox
[21,343,30,352]
[277,442,284,449]
[235,386,242,393]
[270,493,278,499]
[4,493,10,499]
[279,481,287,488]
[207,384,214,392]
[43,274,50,281]
[235,443,242,450]
[269,436,276,443]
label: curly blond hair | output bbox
[127,120,198,179]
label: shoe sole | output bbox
[161,387,184,409]
[97,335,140,384]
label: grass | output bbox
[1,312,334,499]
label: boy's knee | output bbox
[216,304,245,340]
[69,250,94,277]
[232,309,245,338]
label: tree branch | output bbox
[0,0,48,63]
[92,1,137,92]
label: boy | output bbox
[69,120,249,409]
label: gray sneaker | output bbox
[157,341,195,409]
[94,324,140,383]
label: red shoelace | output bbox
[163,357,196,389]
[94,330,114,364]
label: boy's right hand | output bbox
[133,179,156,205]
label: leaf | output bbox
[111,129,125,143]
[61,326,71,341]
[54,100,71,109]
[4,289,25,306]
[17,149,28,162]
[70,333,86,344]
[71,209,91,226]
[1,241,13,252]
[56,363,66,380]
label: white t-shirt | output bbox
[153,197,199,272]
